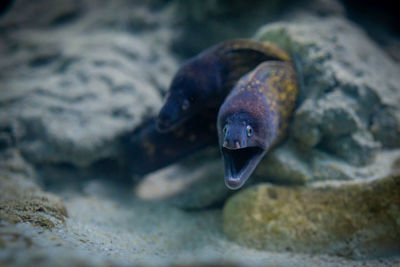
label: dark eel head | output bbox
[218,110,270,190]
[157,89,196,133]
[157,54,222,133]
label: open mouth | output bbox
[222,146,265,190]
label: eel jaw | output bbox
[222,146,266,190]
[156,119,178,133]
[156,113,187,133]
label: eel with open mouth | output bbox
[221,146,266,189]
[217,61,298,189]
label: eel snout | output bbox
[156,104,181,132]
[222,146,265,190]
[156,115,174,132]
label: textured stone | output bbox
[252,16,400,183]
[135,148,231,209]
[170,0,288,56]
[0,1,177,168]
[2,183,398,267]
[223,175,400,258]
[254,142,312,185]
[0,172,67,229]
[170,0,346,57]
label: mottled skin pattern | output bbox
[157,39,291,132]
[218,61,298,189]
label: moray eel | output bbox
[123,112,217,175]
[217,61,298,189]
[157,40,291,132]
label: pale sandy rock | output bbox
[223,175,400,258]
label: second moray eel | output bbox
[218,61,298,189]
[157,39,291,132]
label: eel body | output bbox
[217,61,298,189]
[123,112,217,175]
[157,40,291,132]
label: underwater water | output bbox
[1,0,399,266]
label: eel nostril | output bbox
[234,141,240,149]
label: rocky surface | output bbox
[223,174,400,258]
[0,150,67,229]
[0,0,175,170]
[0,173,67,229]
[252,15,400,184]
[135,148,232,209]
[2,177,400,267]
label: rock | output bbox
[254,142,312,185]
[170,0,346,57]
[3,183,398,267]
[0,172,67,229]
[0,0,82,29]
[170,0,291,57]
[0,0,177,170]
[135,148,232,209]
[370,107,400,147]
[252,15,400,183]
[223,175,400,258]
[0,110,67,229]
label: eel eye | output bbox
[246,125,253,137]
[223,125,228,134]
[181,99,190,111]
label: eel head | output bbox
[157,90,195,132]
[219,112,268,190]
[157,57,221,133]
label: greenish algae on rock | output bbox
[223,175,400,258]
[0,174,67,229]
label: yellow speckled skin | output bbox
[214,40,292,93]
[218,60,298,189]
